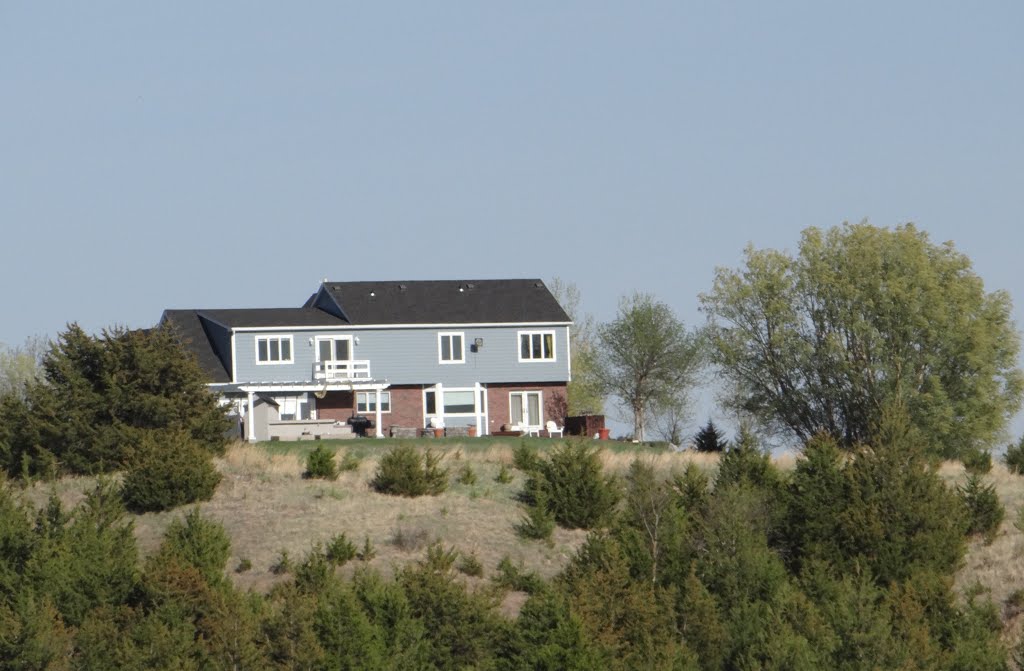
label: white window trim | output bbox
[440,387,477,416]
[517,330,556,363]
[509,390,544,429]
[357,391,391,414]
[437,332,465,364]
[255,335,294,365]
[314,335,353,361]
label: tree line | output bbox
[565,222,1022,459]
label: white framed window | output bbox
[518,331,555,362]
[315,336,351,362]
[357,391,391,413]
[275,394,310,421]
[438,332,465,364]
[256,335,293,364]
[510,391,543,428]
[423,386,478,418]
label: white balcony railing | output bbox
[313,360,371,381]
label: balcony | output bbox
[313,360,371,381]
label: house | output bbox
[161,279,572,441]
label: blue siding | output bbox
[232,325,570,385]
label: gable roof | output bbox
[160,310,232,383]
[315,279,571,325]
[197,308,345,329]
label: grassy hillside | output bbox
[20,437,1024,641]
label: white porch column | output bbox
[246,390,256,443]
[374,387,383,438]
[435,382,443,428]
[473,382,482,436]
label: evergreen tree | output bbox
[693,420,728,453]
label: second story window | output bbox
[438,332,464,364]
[256,335,293,364]
[519,331,555,361]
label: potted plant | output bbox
[429,416,444,438]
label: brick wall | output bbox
[315,390,354,422]
[485,382,567,433]
[383,385,426,434]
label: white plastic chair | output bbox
[545,420,564,438]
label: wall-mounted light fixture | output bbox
[308,337,314,346]
[473,337,484,351]
[354,336,360,345]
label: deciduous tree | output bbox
[701,222,1023,458]
[598,293,703,442]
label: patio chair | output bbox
[545,420,564,438]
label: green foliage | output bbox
[421,542,460,574]
[693,419,728,452]
[457,551,484,577]
[314,581,386,669]
[512,442,542,472]
[516,487,556,540]
[326,532,358,565]
[503,587,605,670]
[522,440,620,530]
[550,277,606,417]
[156,508,231,585]
[1004,435,1024,474]
[671,462,709,512]
[270,549,292,575]
[371,446,448,497]
[456,464,477,485]
[961,448,993,475]
[304,444,339,480]
[0,335,46,400]
[958,475,1004,544]
[235,558,252,573]
[24,480,139,628]
[295,545,335,593]
[495,462,514,483]
[6,324,229,477]
[619,459,687,584]
[339,450,361,472]
[714,426,784,492]
[598,292,703,441]
[357,536,376,562]
[493,556,545,594]
[701,222,1024,459]
[120,430,221,512]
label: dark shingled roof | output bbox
[197,308,346,329]
[318,279,571,325]
[160,310,231,383]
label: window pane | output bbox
[520,334,530,359]
[258,339,268,361]
[531,333,542,359]
[527,393,540,425]
[381,393,391,412]
[441,337,451,360]
[444,390,475,414]
[543,333,554,359]
[425,391,436,415]
[281,339,291,361]
[452,335,462,360]
[270,339,280,361]
[357,392,368,413]
[510,394,523,424]
[335,340,349,360]
[319,340,332,361]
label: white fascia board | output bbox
[238,382,390,393]
[228,321,573,332]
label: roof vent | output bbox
[467,283,475,289]
[534,282,544,288]
[398,284,407,291]
[459,286,464,293]
[369,291,376,297]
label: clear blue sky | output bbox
[3,3,1023,437]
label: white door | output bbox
[510,391,542,429]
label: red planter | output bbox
[598,427,610,440]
